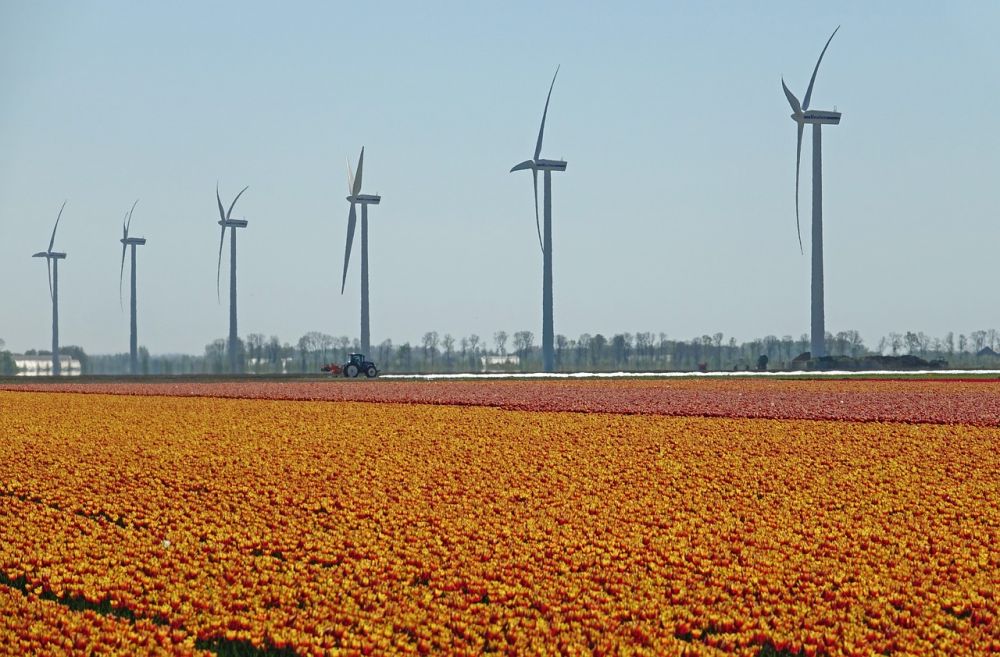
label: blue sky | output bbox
[2,1,999,354]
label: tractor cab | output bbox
[348,353,365,367]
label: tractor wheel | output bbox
[365,366,378,378]
[345,364,359,378]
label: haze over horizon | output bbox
[2,1,999,356]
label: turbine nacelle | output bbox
[218,218,248,228]
[793,110,842,125]
[33,252,66,260]
[346,194,381,205]
[121,237,147,246]
[510,158,567,173]
[536,158,567,171]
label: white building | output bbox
[480,354,520,371]
[14,355,82,376]
[246,357,296,373]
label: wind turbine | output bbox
[511,66,566,373]
[32,201,67,376]
[340,147,381,356]
[782,26,841,359]
[119,200,146,375]
[215,184,249,373]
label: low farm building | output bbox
[480,354,520,370]
[13,355,82,376]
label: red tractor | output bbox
[322,353,378,378]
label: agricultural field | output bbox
[0,380,998,656]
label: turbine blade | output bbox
[353,148,364,197]
[49,200,66,252]
[510,160,535,172]
[803,26,840,111]
[794,121,804,254]
[216,184,226,223]
[120,217,128,310]
[126,198,138,234]
[341,203,357,294]
[534,65,560,161]
[781,78,801,115]
[216,225,226,302]
[532,168,543,254]
[347,156,355,194]
[227,185,249,221]
[46,257,53,301]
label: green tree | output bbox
[61,345,89,374]
[377,339,393,369]
[512,331,534,369]
[493,331,508,357]
[422,332,439,368]
[0,338,11,376]
[0,351,15,375]
[442,334,455,370]
[555,334,568,370]
[467,334,480,370]
[205,339,226,374]
[139,346,150,375]
[590,334,607,368]
[398,343,412,370]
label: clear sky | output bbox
[2,1,999,355]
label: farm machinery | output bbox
[322,353,378,378]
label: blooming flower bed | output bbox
[0,389,997,655]
[4,378,1000,426]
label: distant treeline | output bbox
[6,329,1000,376]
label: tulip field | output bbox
[0,380,998,656]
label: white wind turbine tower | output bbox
[119,200,146,375]
[511,66,566,373]
[782,27,842,359]
[215,184,249,373]
[341,147,381,356]
[32,201,68,375]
